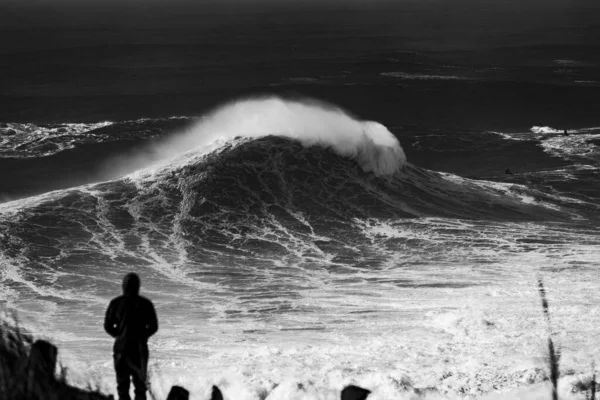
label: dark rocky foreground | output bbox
[0,319,371,400]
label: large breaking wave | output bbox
[120,97,407,178]
[0,98,592,272]
[0,126,590,287]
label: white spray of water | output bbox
[530,125,563,135]
[125,97,406,178]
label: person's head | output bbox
[122,272,141,295]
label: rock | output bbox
[28,340,57,379]
[26,340,58,396]
[341,385,371,400]
[211,385,224,400]
[166,386,189,400]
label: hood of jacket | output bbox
[122,273,140,295]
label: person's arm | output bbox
[104,300,119,338]
[145,301,159,339]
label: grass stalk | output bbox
[538,278,560,400]
[590,362,596,400]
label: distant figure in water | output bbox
[505,169,514,175]
[105,273,158,400]
[564,129,569,136]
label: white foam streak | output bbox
[0,121,113,158]
[380,71,472,81]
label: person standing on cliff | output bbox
[104,273,159,400]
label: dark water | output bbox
[1,1,600,128]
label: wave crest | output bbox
[157,97,407,177]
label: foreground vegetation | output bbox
[0,316,111,400]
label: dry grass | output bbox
[537,278,561,400]
[0,316,112,400]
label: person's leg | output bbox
[131,347,148,400]
[114,353,132,400]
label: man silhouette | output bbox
[104,273,158,400]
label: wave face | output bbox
[1,99,600,399]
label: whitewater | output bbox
[1,97,600,400]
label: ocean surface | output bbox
[1,1,600,399]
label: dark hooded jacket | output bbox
[104,273,158,354]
